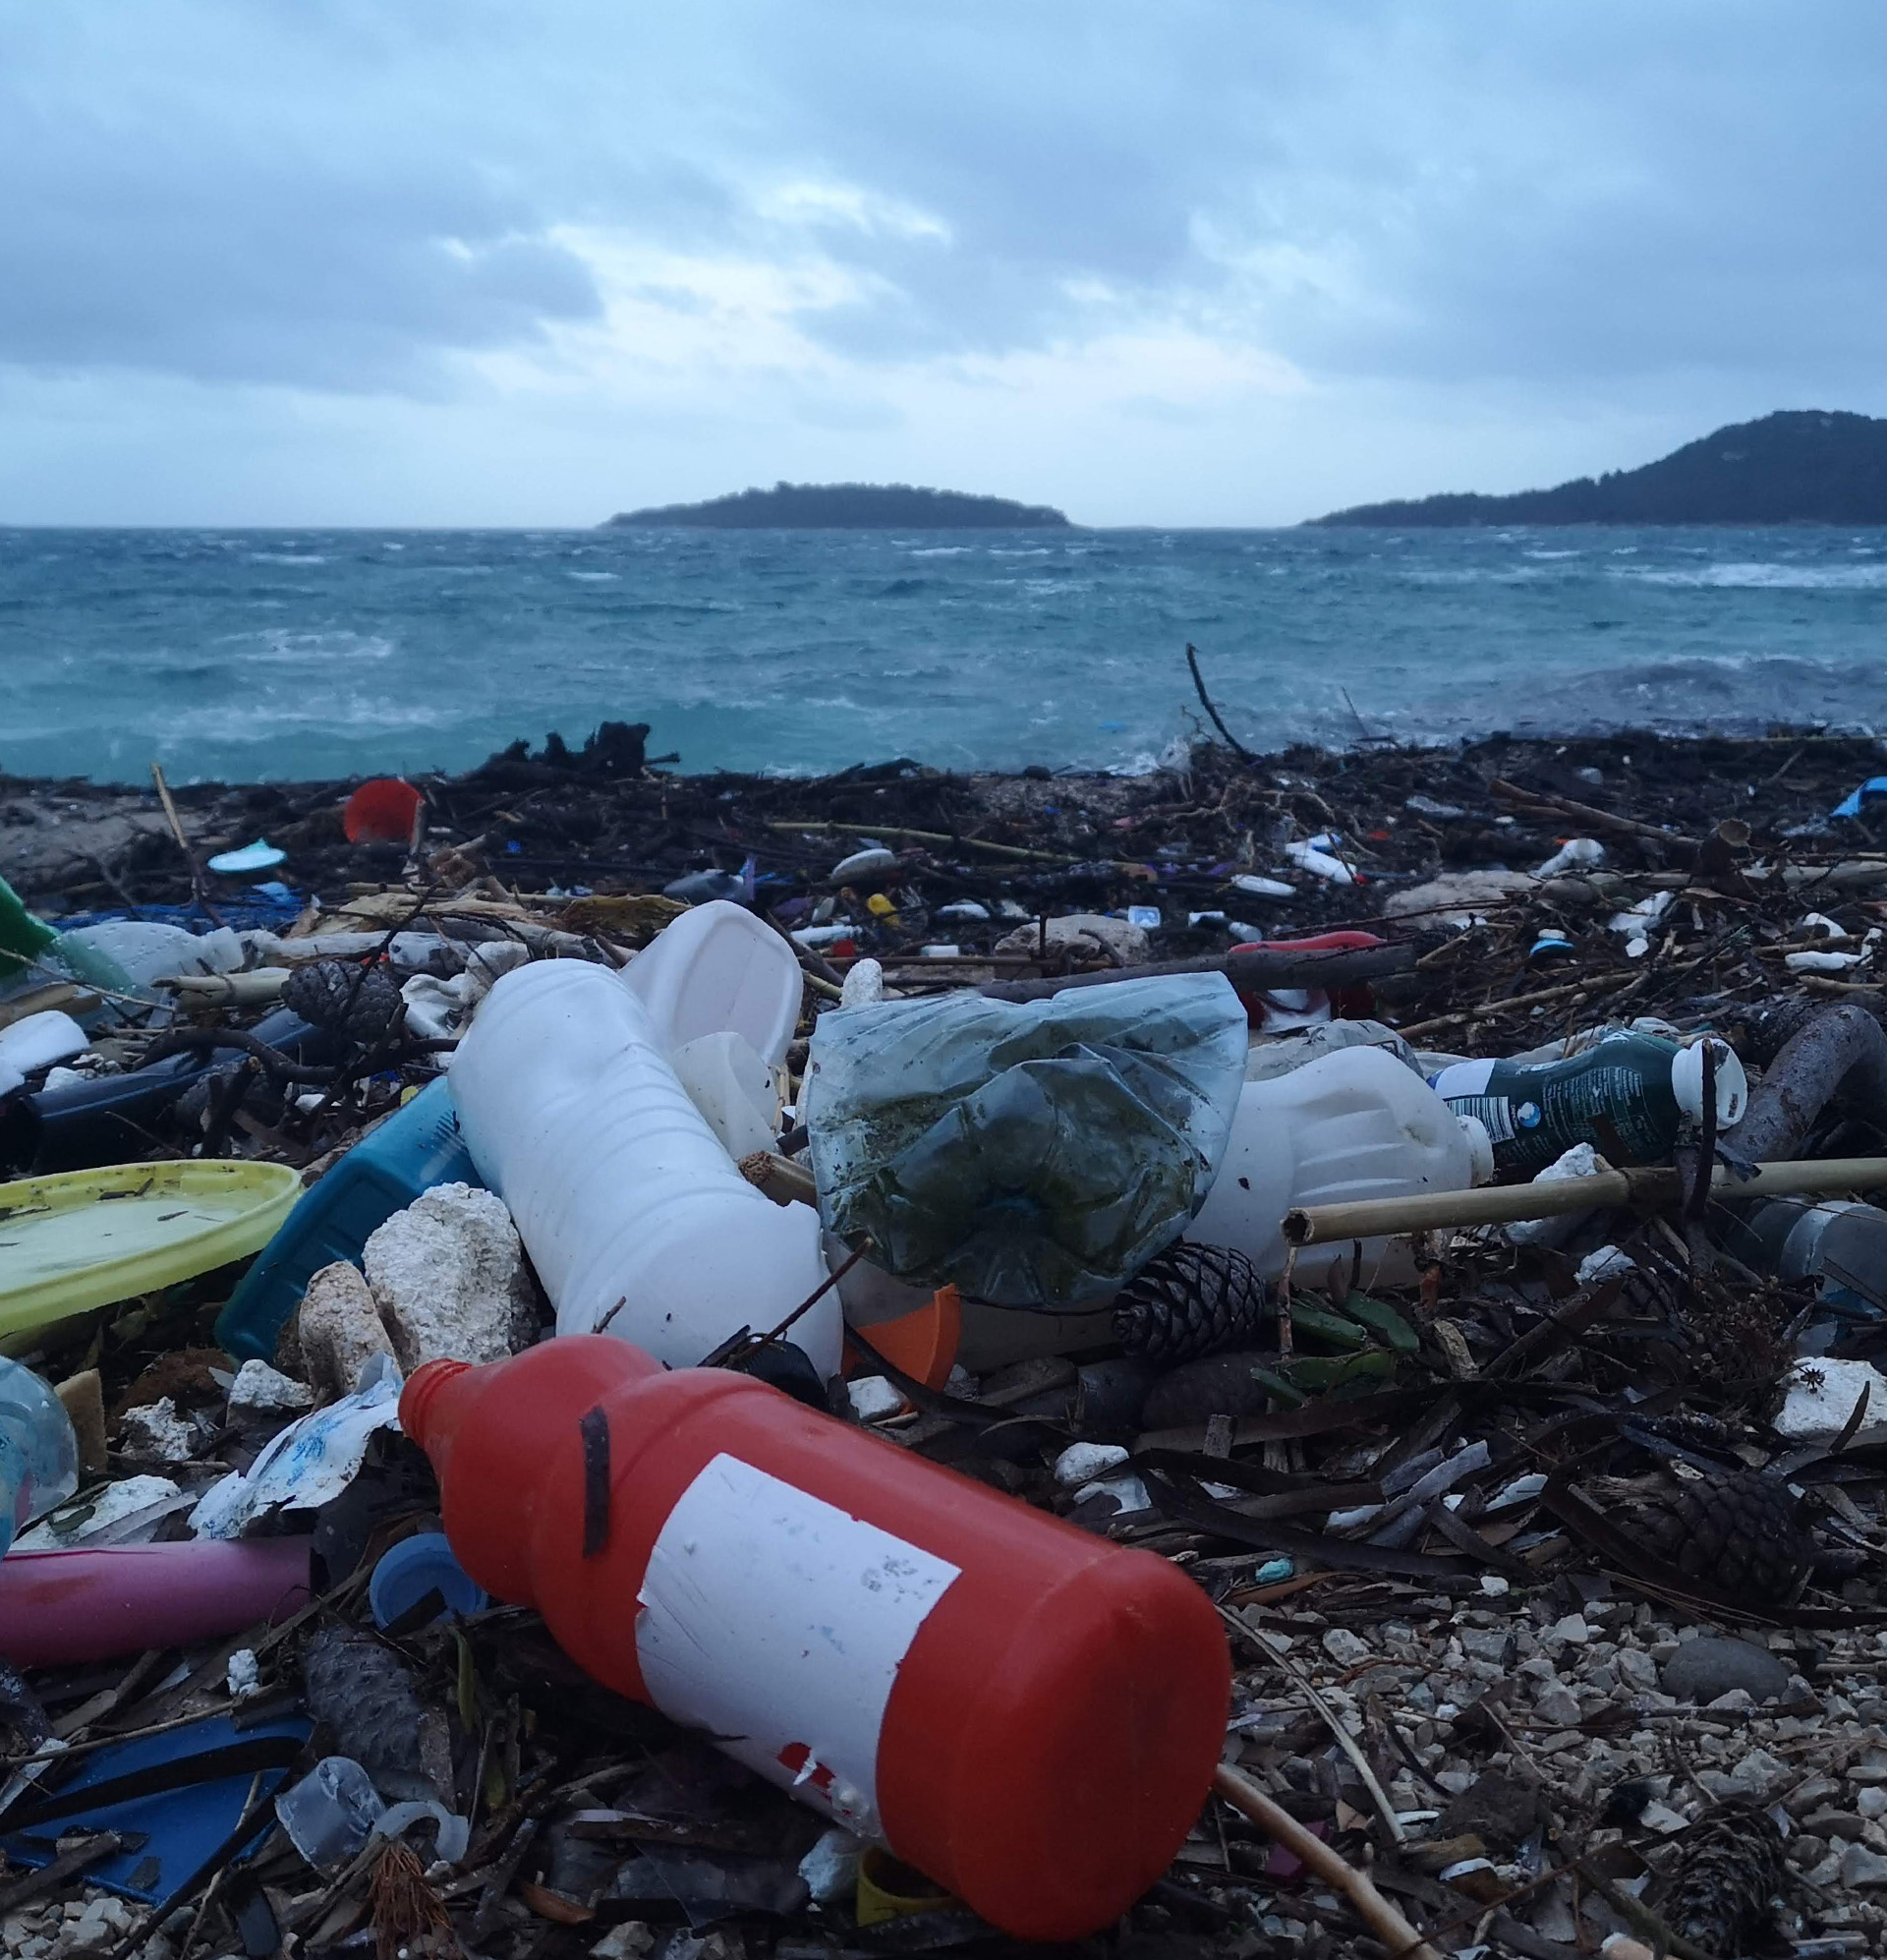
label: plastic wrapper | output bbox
[801,974,1248,1306]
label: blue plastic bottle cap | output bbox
[369,1532,487,1630]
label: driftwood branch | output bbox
[982,940,1415,1004]
[1211,1764,1442,1960]
[1185,643,1259,764]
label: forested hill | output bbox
[1312,411,1887,526]
[605,483,1072,528]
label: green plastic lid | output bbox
[0,1159,302,1345]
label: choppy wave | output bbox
[6,521,1887,781]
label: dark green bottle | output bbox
[1429,1032,1745,1177]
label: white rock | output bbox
[15,1474,185,1550]
[1322,1628,1371,1668]
[1777,1357,1887,1441]
[363,1183,535,1369]
[846,1376,905,1421]
[1547,1614,1591,1647]
[1534,1684,1582,1726]
[1054,1441,1130,1488]
[118,1398,195,1464]
[1072,1473,1151,1515]
[1480,1575,1511,1597]
[1383,869,1537,928]
[797,1826,863,1905]
[839,958,886,1009]
[1577,1245,1637,1287]
[228,1359,315,1414]
[993,912,1149,963]
[298,1261,397,1397]
[589,1927,655,1960]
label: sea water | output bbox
[4,524,1886,783]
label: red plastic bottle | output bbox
[401,1339,1229,1941]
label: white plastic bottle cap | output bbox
[1670,1038,1747,1130]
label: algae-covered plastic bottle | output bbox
[1429,1032,1746,1178]
[0,1358,81,1559]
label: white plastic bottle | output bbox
[449,961,837,1376]
[1186,1046,1492,1293]
[621,901,802,1066]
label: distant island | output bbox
[1312,410,1887,526]
[603,482,1072,529]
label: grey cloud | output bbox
[5,0,1887,416]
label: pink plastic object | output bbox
[343,778,423,846]
[0,1536,313,1667]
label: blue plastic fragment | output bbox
[1,1712,312,1904]
[1831,777,1887,820]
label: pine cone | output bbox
[282,959,404,1047]
[1663,1802,1787,1955]
[1114,1242,1270,1364]
[1623,1472,1812,1607]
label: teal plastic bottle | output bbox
[215,1078,480,1362]
[0,1360,80,1559]
[1430,1032,1746,1178]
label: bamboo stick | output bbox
[1285,1155,1887,1244]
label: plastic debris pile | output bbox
[6,728,1887,1958]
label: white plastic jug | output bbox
[621,902,802,1066]
[670,1030,782,1163]
[449,960,837,1376]
[60,921,244,988]
[1186,1045,1491,1293]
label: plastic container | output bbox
[401,1338,1230,1943]
[343,778,423,845]
[449,960,835,1374]
[670,1030,782,1162]
[217,1078,479,1362]
[1430,1031,1746,1178]
[1730,1198,1887,1319]
[0,1011,89,1098]
[0,1536,312,1665]
[1187,1046,1492,1291]
[54,921,244,990]
[1,1006,335,1176]
[622,899,802,1066]
[369,1531,487,1630]
[0,1360,80,1561]
[1229,931,1384,1032]
[275,1757,386,1870]
[3,1159,303,1348]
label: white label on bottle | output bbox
[1429,1060,1496,1098]
[635,1453,961,1838]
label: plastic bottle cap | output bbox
[369,1531,487,1629]
[1670,1038,1748,1130]
[1456,1115,1497,1187]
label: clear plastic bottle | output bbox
[0,1360,81,1560]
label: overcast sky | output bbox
[4,2,1883,527]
